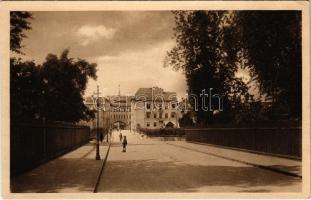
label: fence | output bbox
[139,128,185,137]
[185,127,302,159]
[11,121,90,176]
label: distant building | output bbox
[107,95,133,129]
[81,87,182,131]
[80,96,111,130]
[80,94,133,130]
[131,87,181,130]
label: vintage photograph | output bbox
[2,1,310,198]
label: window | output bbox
[171,112,176,118]
[154,122,157,127]
[146,112,151,118]
[147,122,150,127]
[154,113,157,118]
[172,104,176,109]
[146,103,151,109]
[165,113,168,118]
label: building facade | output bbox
[81,87,182,131]
[80,96,111,130]
[107,95,132,129]
[131,87,181,130]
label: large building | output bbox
[81,87,181,131]
[131,87,181,130]
[107,95,132,129]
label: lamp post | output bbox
[94,85,101,160]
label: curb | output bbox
[93,140,112,193]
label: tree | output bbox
[179,111,194,127]
[10,12,97,123]
[166,11,252,125]
[10,58,43,121]
[10,11,32,54]
[232,11,302,119]
[40,49,97,122]
[11,50,97,123]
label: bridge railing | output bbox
[185,127,302,159]
[10,121,90,176]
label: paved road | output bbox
[97,130,301,193]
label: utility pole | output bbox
[94,85,101,160]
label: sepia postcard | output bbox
[0,1,310,199]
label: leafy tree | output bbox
[10,12,97,123]
[11,50,97,123]
[10,11,32,54]
[10,11,38,122]
[232,11,302,119]
[179,111,194,127]
[40,49,97,122]
[166,11,252,125]
[10,58,43,121]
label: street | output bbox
[97,130,301,193]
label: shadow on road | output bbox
[11,157,101,193]
[99,159,301,193]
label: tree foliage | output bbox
[166,11,252,125]
[10,11,32,54]
[232,11,302,119]
[167,11,302,125]
[11,50,97,123]
[10,12,98,123]
[179,111,195,127]
[10,58,43,121]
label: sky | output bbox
[20,11,187,98]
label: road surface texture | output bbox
[11,141,109,193]
[97,130,301,193]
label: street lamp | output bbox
[93,85,101,160]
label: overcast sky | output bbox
[20,11,187,97]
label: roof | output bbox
[134,87,177,101]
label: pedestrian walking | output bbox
[119,132,123,142]
[122,136,127,152]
